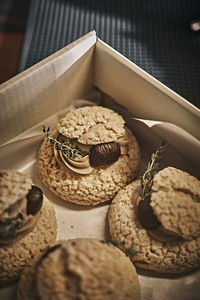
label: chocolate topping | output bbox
[136,196,160,230]
[90,141,121,167]
[26,186,43,216]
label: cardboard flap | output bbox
[0,31,97,145]
[94,40,200,140]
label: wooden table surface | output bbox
[0,0,30,84]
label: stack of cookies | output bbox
[0,169,57,287]
[108,166,200,274]
[38,106,140,205]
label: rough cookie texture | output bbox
[57,106,125,144]
[0,169,32,213]
[17,238,140,300]
[151,167,200,239]
[0,196,57,287]
[108,178,200,274]
[38,130,140,205]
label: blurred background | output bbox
[0,0,30,83]
[0,0,199,107]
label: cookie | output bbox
[57,105,125,144]
[150,167,200,240]
[0,169,57,287]
[108,167,200,274]
[17,238,140,300]
[38,106,140,205]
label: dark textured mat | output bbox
[19,0,200,108]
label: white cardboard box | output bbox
[0,31,200,300]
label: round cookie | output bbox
[0,169,57,287]
[17,238,140,300]
[38,106,140,205]
[108,167,200,274]
[57,105,126,144]
[150,167,200,240]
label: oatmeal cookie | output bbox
[17,238,140,300]
[38,106,140,205]
[108,167,200,274]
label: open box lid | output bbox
[0,30,199,146]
